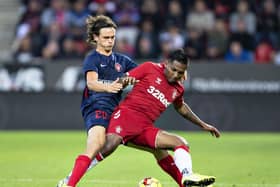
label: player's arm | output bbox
[174,102,221,138]
[86,71,123,93]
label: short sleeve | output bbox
[123,55,138,72]
[82,55,98,75]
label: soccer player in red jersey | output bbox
[58,15,185,187]
[101,49,220,186]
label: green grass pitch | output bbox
[0,131,279,187]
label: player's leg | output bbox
[58,107,128,187]
[155,130,215,186]
[127,143,183,187]
[57,109,114,187]
[66,125,106,187]
[84,133,122,170]
[57,133,122,187]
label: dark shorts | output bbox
[83,109,112,131]
[107,107,160,149]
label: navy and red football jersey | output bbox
[81,50,137,114]
[121,62,185,122]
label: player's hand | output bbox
[201,123,221,138]
[106,78,123,93]
[118,76,138,87]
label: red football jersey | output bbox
[120,62,185,122]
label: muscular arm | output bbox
[174,102,205,128]
[86,71,123,93]
[174,101,221,137]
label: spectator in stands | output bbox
[41,0,70,59]
[225,41,253,63]
[88,0,116,17]
[135,19,159,59]
[211,0,234,20]
[184,28,206,60]
[139,0,162,34]
[158,36,172,61]
[13,0,45,58]
[256,0,279,49]
[114,37,135,58]
[60,36,83,59]
[11,0,280,63]
[206,18,229,60]
[165,0,185,30]
[41,22,62,59]
[65,0,90,57]
[159,22,185,52]
[186,0,215,32]
[16,0,43,39]
[114,1,140,50]
[229,0,256,35]
[229,19,255,51]
[68,0,89,39]
[254,41,275,64]
[41,0,70,33]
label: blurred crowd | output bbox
[12,0,280,64]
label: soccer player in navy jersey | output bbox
[96,49,221,187]
[56,15,137,187]
[58,15,186,187]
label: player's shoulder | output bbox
[175,81,185,94]
[113,52,133,63]
[136,62,162,73]
[141,61,161,67]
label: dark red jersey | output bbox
[120,62,185,122]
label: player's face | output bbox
[95,27,116,53]
[165,60,188,83]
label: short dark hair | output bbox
[86,15,117,46]
[168,49,190,66]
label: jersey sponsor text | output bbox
[147,86,171,107]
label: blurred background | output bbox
[0,0,279,131]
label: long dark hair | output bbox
[86,15,117,46]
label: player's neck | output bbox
[96,48,112,56]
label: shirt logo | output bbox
[155,77,162,84]
[115,63,122,72]
[113,109,121,119]
[100,64,107,68]
[172,89,178,99]
[147,85,171,107]
[115,125,122,134]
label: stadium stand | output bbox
[0,0,19,61]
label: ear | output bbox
[183,70,188,81]
[93,34,98,42]
[180,70,188,82]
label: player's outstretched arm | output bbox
[86,71,123,93]
[174,102,221,138]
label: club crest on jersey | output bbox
[155,77,162,84]
[115,63,122,72]
[172,89,178,99]
[115,125,122,134]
